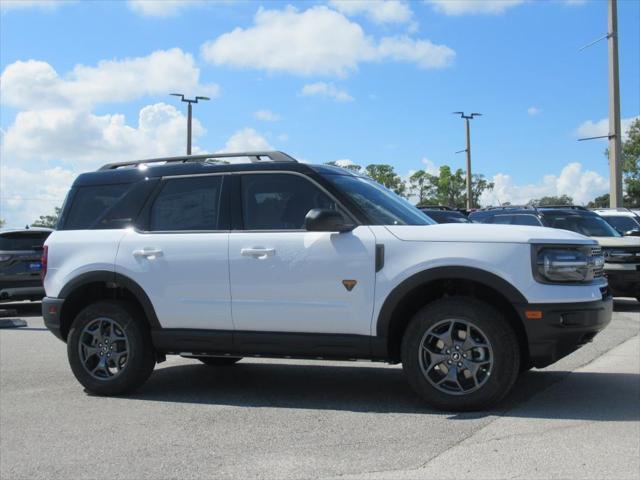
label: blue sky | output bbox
[1,0,639,226]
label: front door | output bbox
[228,172,376,336]
[116,174,232,330]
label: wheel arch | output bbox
[57,271,160,340]
[375,267,530,364]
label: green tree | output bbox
[32,207,61,229]
[587,193,610,208]
[325,160,362,173]
[469,174,494,209]
[620,118,640,206]
[0,218,5,228]
[365,164,406,197]
[408,170,436,206]
[430,165,466,208]
[527,195,574,207]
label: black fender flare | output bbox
[58,270,161,329]
[375,266,528,338]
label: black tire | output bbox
[67,300,156,396]
[401,296,520,412]
[192,356,242,366]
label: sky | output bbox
[1,0,639,227]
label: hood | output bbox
[591,236,640,247]
[385,224,595,245]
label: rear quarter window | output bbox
[62,184,129,230]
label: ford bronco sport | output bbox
[42,152,612,411]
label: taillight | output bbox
[41,245,48,280]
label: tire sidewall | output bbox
[401,297,520,411]
[67,300,155,396]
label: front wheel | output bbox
[67,300,156,396]
[401,297,520,411]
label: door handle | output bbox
[241,248,275,259]
[133,248,163,259]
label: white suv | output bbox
[42,152,612,411]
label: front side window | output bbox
[150,176,222,231]
[322,174,433,226]
[241,174,339,230]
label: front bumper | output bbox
[42,296,65,341]
[604,264,640,297]
[518,295,613,368]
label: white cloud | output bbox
[253,109,281,122]
[329,0,413,24]
[127,0,205,17]
[219,128,272,153]
[421,157,440,175]
[333,159,360,168]
[480,162,609,206]
[301,82,354,102]
[0,49,218,110]
[527,106,541,116]
[2,103,204,168]
[0,102,207,226]
[575,116,639,141]
[426,0,524,15]
[201,5,454,76]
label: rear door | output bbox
[116,174,233,330]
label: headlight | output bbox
[532,245,604,284]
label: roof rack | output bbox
[484,205,536,211]
[99,151,298,171]
[419,205,454,211]
[537,205,588,211]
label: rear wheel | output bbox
[401,297,520,411]
[192,356,242,366]
[67,300,156,396]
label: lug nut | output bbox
[457,362,463,367]
[447,360,452,365]
[463,354,467,358]
[446,349,451,354]
[455,345,460,350]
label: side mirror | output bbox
[304,208,354,233]
[623,229,640,237]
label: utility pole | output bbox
[170,94,210,155]
[608,0,623,207]
[454,112,482,210]
[577,0,623,207]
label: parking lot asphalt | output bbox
[1,300,639,480]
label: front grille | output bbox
[602,247,640,264]
[590,246,605,278]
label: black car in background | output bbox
[420,206,471,224]
[469,206,640,301]
[0,227,52,302]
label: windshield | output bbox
[543,213,622,237]
[602,215,640,233]
[323,174,434,225]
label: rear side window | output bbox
[150,176,223,231]
[491,214,541,226]
[0,232,50,251]
[63,184,129,230]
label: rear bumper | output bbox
[42,296,65,341]
[518,295,613,368]
[0,286,44,302]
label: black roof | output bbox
[73,151,356,187]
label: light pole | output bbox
[170,93,210,155]
[454,112,482,210]
[607,0,623,207]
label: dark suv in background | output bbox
[420,206,471,224]
[0,227,52,302]
[469,206,640,301]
